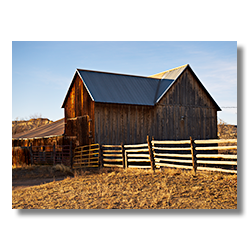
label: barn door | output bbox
[77,116,89,146]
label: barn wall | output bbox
[156,67,218,140]
[64,68,218,145]
[63,74,95,143]
[94,67,218,144]
[64,74,94,120]
[94,103,155,145]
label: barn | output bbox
[61,64,221,146]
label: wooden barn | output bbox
[61,64,221,146]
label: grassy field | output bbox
[12,165,237,209]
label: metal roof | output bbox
[149,64,188,103]
[149,64,188,80]
[12,118,65,139]
[77,69,166,106]
[61,64,221,111]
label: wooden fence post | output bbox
[121,142,125,169]
[99,144,102,169]
[125,150,128,169]
[190,136,197,174]
[147,135,155,171]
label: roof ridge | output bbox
[76,68,151,80]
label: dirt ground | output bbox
[12,164,73,188]
[12,165,237,209]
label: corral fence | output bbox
[13,137,237,174]
[73,136,237,174]
[73,143,100,168]
[152,138,193,171]
[101,144,124,168]
[12,143,73,167]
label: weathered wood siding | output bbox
[63,67,218,145]
[155,67,218,140]
[94,67,218,144]
[64,74,95,143]
[94,103,155,145]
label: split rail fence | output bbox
[73,137,237,174]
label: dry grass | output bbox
[12,167,237,209]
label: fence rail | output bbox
[73,143,100,168]
[13,137,237,174]
[124,139,151,169]
[152,138,193,171]
[194,138,237,173]
[101,144,123,168]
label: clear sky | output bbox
[12,41,237,124]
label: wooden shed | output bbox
[61,64,221,146]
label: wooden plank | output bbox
[127,154,150,158]
[155,162,193,170]
[197,160,237,165]
[152,140,190,145]
[125,148,149,153]
[196,146,237,151]
[152,146,191,151]
[136,106,140,144]
[103,163,123,168]
[196,154,237,159]
[102,145,121,148]
[127,159,151,162]
[103,154,123,157]
[77,143,99,149]
[194,139,237,144]
[125,151,128,169]
[103,158,123,162]
[124,143,148,148]
[197,166,237,174]
[75,148,99,153]
[128,165,151,169]
[102,149,122,153]
[155,158,193,164]
[154,153,192,158]
[74,151,99,156]
[190,136,197,174]
[121,142,125,169]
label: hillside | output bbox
[12,118,53,136]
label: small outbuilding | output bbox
[12,118,67,147]
[61,64,221,146]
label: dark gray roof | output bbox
[76,70,174,106]
[61,64,221,111]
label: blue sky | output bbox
[12,41,237,124]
